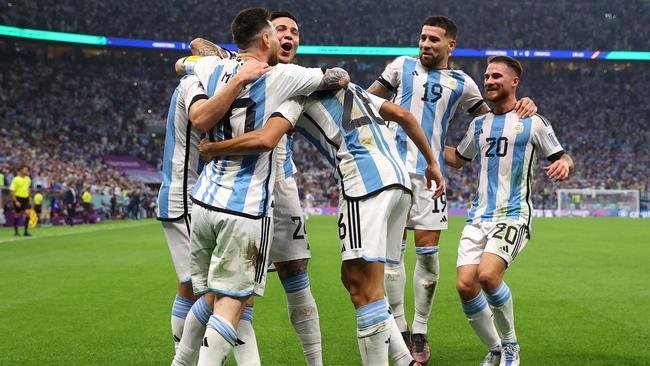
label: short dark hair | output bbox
[15,163,28,172]
[231,7,272,49]
[488,55,523,78]
[270,10,298,23]
[422,15,457,39]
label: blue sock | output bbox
[191,296,213,326]
[207,315,238,347]
[356,299,390,330]
[241,306,254,323]
[281,272,310,294]
[461,293,488,316]
[485,282,511,307]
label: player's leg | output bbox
[408,175,447,363]
[163,217,197,350]
[233,297,260,366]
[385,192,419,366]
[172,293,214,366]
[456,224,502,365]
[275,259,322,366]
[479,222,531,366]
[271,178,322,366]
[197,213,272,365]
[384,229,408,336]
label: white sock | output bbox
[282,272,323,366]
[461,293,501,352]
[197,315,237,366]
[172,296,212,366]
[387,313,415,366]
[385,239,407,332]
[233,306,260,366]
[356,299,391,366]
[486,282,517,344]
[412,248,440,335]
[171,295,195,351]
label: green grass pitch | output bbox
[1,216,649,365]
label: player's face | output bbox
[273,17,299,64]
[484,62,519,103]
[418,25,455,68]
[19,167,29,176]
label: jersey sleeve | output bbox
[367,93,388,111]
[532,115,565,161]
[459,75,486,115]
[180,76,208,115]
[274,64,325,98]
[376,56,404,93]
[456,119,478,161]
[189,56,222,88]
[271,97,305,127]
[9,178,17,192]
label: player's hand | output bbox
[198,138,217,161]
[234,59,271,85]
[425,163,445,200]
[514,97,537,119]
[321,67,350,89]
[543,159,570,182]
[14,200,21,208]
[190,38,231,58]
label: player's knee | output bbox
[456,278,476,297]
[275,258,309,281]
[477,271,500,291]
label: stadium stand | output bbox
[1,0,648,50]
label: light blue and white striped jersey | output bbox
[279,83,411,199]
[275,134,297,181]
[456,111,565,227]
[189,56,325,218]
[157,75,208,220]
[378,56,485,177]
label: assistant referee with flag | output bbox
[10,164,32,237]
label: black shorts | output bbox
[35,204,42,215]
[15,197,31,211]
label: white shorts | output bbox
[161,216,192,284]
[338,188,410,264]
[406,174,448,231]
[457,221,530,268]
[269,177,310,264]
[190,204,273,297]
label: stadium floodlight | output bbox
[556,188,640,218]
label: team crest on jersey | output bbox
[441,77,458,90]
[513,122,525,134]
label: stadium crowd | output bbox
[1,47,648,211]
[2,0,648,51]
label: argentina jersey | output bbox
[377,56,485,177]
[157,75,208,220]
[279,83,411,199]
[456,111,565,228]
[275,134,297,182]
[189,56,326,218]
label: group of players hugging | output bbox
[156,7,573,366]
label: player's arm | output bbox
[198,116,293,160]
[444,146,470,169]
[470,97,537,119]
[544,153,573,182]
[189,59,271,133]
[175,38,233,75]
[375,99,444,199]
[366,80,392,98]
[367,56,402,98]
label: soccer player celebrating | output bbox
[179,8,348,366]
[159,36,270,366]
[10,164,32,237]
[198,83,444,366]
[444,56,573,366]
[367,16,537,363]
